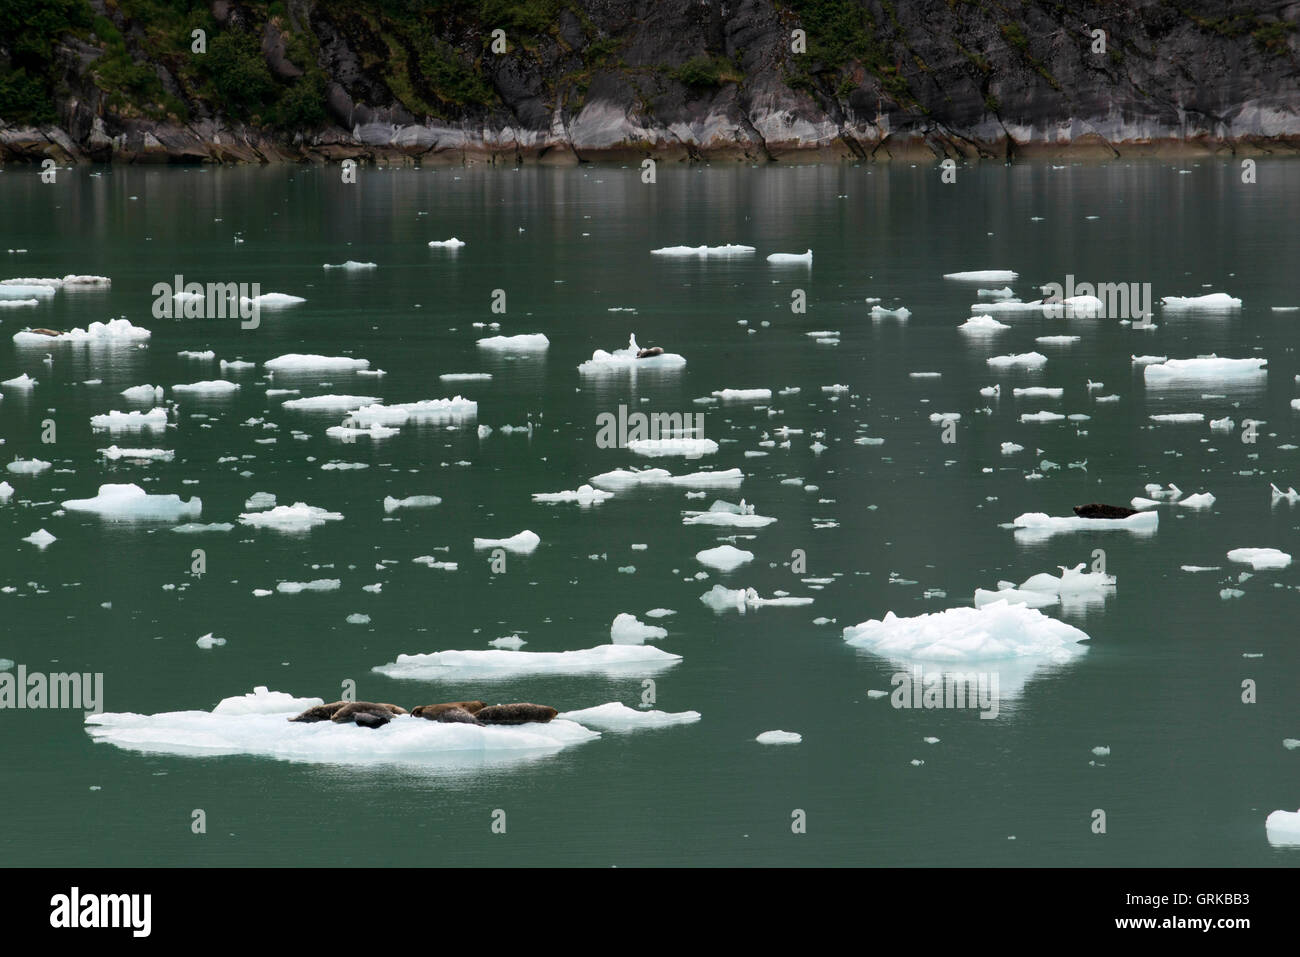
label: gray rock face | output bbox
[2,0,1296,164]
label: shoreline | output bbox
[4,122,1298,167]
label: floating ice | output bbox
[322,261,377,270]
[532,485,613,506]
[1,373,36,389]
[489,635,525,650]
[651,244,755,257]
[86,691,600,766]
[870,305,911,320]
[62,483,201,522]
[1150,413,1204,423]
[1227,548,1291,570]
[960,315,1009,332]
[756,730,802,745]
[91,407,168,431]
[1011,510,1158,541]
[1035,336,1080,345]
[120,384,163,402]
[589,467,743,489]
[473,530,540,553]
[843,601,1089,665]
[99,446,174,462]
[7,458,51,475]
[974,564,1115,612]
[1144,356,1266,384]
[700,585,813,612]
[0,481,13,502]
[265,354,369,373]
[240,292,305,308]
[238,503,343,531]
[427,238,466,248]
[988,352,1048,370]
[711,388,771,401]
[627,438,718,458]
[611,613,668,644]
[171,522,233,534]
[374,643,681,680]
[558,702,700,730]
[383,494,442,512]
[282,394,383,412]
[476,334,549,351]
[695,544,755,571]
[326,422,399,440]
[349,397,476,427]
[944,270,1018,282]
[1160,293,1241,310]
[173,380,239,395]
[276,579,341,594]
[22,528,56,548]
[1014,387,1063,398]
[578,333,685,373]
[767,249,812,264]
[14,318,150,344]
[195,633,226,649]
[1266,809,1300,846]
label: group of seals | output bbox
[288,700,409,728]
[289,698,557,729]
[1073,503,1138,519]
[635,346,664,359]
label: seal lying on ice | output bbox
[410,701,486,720]
[288,701,408,727]
[1073,503,1138,519]
[636,346,664,359]
[476,703,558,724]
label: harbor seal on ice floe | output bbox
[1073,503,1138,519]
[410,701,486,720]
[636,346,664,359]
[476,703,558,725]
[287,701,407,726]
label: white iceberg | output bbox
[557,702,700,730]
[473,530,540,553]
[588,467,742,489]
[265,354,369,373]
[238,503,343,531]
[531,485,613,506]
[476,334,549,351]
[62,483,201,522]
[1226,548,1291,570]
[373,644,681,680]
[627,438,718,458]
[695,544,754,571]
[944,270,1018,282]
[651,244,755,257]
[610,613,668,644]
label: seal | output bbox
[410,701,486,720]
[427,706,482,725]
[288,701,348,723]
[329,701,408,728]
[1073,503,1138,519]
[29,329,62,337]
[636,346,664,359]
[476,703,559,725]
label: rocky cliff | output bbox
[2,0,1297,164]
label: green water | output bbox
[0,161,1297,866]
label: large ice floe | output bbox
[588,466,742,490]
[974,564,1116,614]
[960,315,1010,333]
[1010,510,1158,542]
[90,408,169,431]
[349,398,476,427]
[373,644,681,681]
[578,334,685,373]
[695,544,755,571]
[988,352,1049,370]
[943,270,1019,282]
[1266,809,1300,846]
[238,503,343,531]
[62,483,201,522]
[240,293,305,308]
[767,249,812,265]
[13,318,150,345]
[1143,356,1266,385]
[85,686,599,769]
[843,600,1090,703]
[627,438,718,458]
[281,394,381,412]
[1160,293,1242,310]
[651,244,755,257]
[1226,548,1292,570]
[265,354,369,373]
[476,333,549,351]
